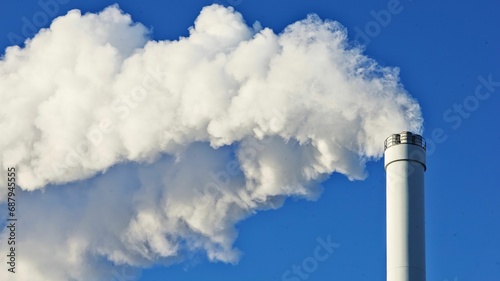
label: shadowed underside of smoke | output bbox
[0,4,422,281]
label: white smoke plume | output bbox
[0,4,422,281]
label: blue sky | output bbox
[1,0,499,280]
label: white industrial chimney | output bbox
[384,131,426,281]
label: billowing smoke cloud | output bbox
[0,4,422,281]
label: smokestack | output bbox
[384,131,426,281]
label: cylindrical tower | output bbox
[384,131,426,281]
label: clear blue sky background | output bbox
[1,0,499,280]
